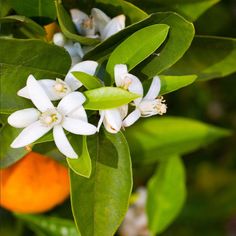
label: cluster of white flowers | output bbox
[8,61,167,158]
[53,8,125,66]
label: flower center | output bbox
[82,17,93,30]
[139,96,167,117]
[40,109,63,127]
[53,79,71,97]
[120,75,132,90]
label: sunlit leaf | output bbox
[70,130,132,236]
[147,155,186,234]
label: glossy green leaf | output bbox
[8,0,56,19]
[67,136,92,178]
[0,38,71,114]
[0,124,28,168]
[128,0,219,21]
[70,130,132,236]
[164,36,236,81]
[147,155,186,234]
[15,214,78,236]
[85,12,194,78]
[96,0,148,24]
[72,72,103,90]
[106,24,170,79]
[125,117,231,164]
[83,87,140,110]
[0,15,46,38]
[143,75,197,96]
[55,0,99,45]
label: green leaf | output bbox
[128,0,219,21]
[67,136,92,178]
[125,117,231,164]
[164,36,236,81]
[85,12,194,78]
[70,130,132,236]
[0,38,71,114]
[147,155,186,234]
[83,87,140,110]
[96,0,148,24]
[72,72,103,90]
[0,15,46,38]
[8,0,56,19]
[15,214,79,236]
[0,0,12,17]
[55,0,99,45]
[143,75,197,95]
[106,24,170,79]
[0,124,28,168]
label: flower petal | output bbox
[103,109,122,133]
[57,92,86,115]
[114,64,128,87]
[119,104,128,120]
[127,74,143,105]
[18,79,62,101]
[100,15,125,41]
[69,106,88,122]
[97,110,105,132]
[8,108,40,128]
[74,42,84,58]
[10,121,51,148]
[70,9,89,34]
[62,117,97,135]
[27,75,54,112]
[65,60,98,91]
[53,32,66,47]
[122,109,141,127]
[91,8,111,33]
[53,125,78,158]
[144,76,161,100]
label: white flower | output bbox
[17,60,98,101]
[123,76,167,127]
[53,32,84,66]
[70,8,125,41]
[119,188,149,236]
[8,75,97,158]
[97,64,143,133]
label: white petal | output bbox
[71,56,82,67]
[17,86,30,99]
[70,9,89,34]
[64,41,79,57]
[119,105,128,120]
[18,79,62,101]
[74,42,84,58]
[65,60,98,91]
[97,110,105,132]
[26,75,54,112]
[53,125,78,158]
[69,106,88,122]
[126,74,143,105]
[114,64,128,87]
[100,15,125,41]
[91,8,111,33]
[8,108,40,128]
[57,92,86,115]
[62,117,97,135]
[122,109,141,127]
[10,121,51,148]
[103,109,122,133]
[144,76,161,100]
[53,32,66,47]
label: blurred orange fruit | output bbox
[44,22,60,42]
[0,152,70,213]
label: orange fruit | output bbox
[0,152,70,213]
[44,22,60,42]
